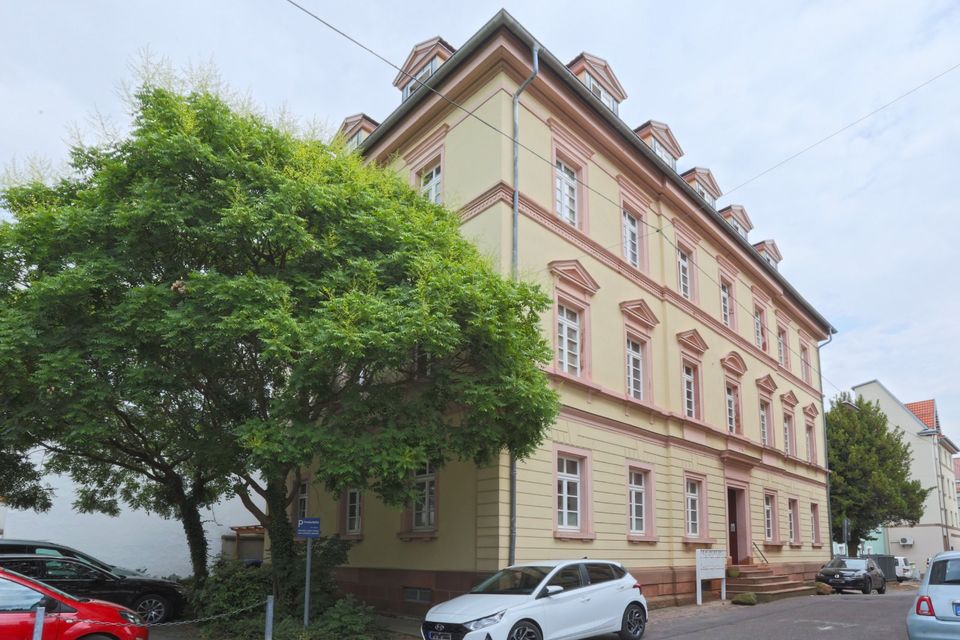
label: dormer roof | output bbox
[905,399,939,430]
[566,52,627,102]
[753,239,783,265]
[681,167,722,199]
[634,120,683,159]
[718,204,754,232]
[392,36,456,88]
[338,113,380,139]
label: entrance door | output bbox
[727,488,741,564]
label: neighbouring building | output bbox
[303,10,835,612]
[955,457,960,512]
[853,381,960,573]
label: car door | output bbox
[532,564,590,640]
[39,559,105,601]
[580,563,625,634]
[867,560,884,589]
[0,576,63,640]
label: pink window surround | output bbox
[724,379,743,435]
[776,321,791,370]
[404,124,448,194]
[554,443,595,540]
[810,502,823,546]
[549,260,599,382]
[549,118,593,233]
[625,460,658,542]
[763,489,783,546]
[673,218,701,304]
[677,330,708,422]
[805,418,817,465]
[618,176,652,273]
[717,255,739,331]
[787,498,801,547]
[783,410,797,457]
[753,298,769,352]
[620,299,658,403]
[398,469,439,541]
[799,339,813,384]
[338,489,364,541]
[682,471,714,544]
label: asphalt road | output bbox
[638,592,913,640]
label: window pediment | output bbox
[755,374,778,395]
[676,329,708,354]
[620,299,659,329]
[567,52,627,102]
[780,390,799,408]
[393,36,455,88]
[803,403,820,418]
[720,351,747,377]
[549,259,599,296]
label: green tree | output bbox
[0,86,559,602]
[827,393,929,556]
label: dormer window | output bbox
[402,56,439,101]
[693,182,716,208]
[345,130,365,152]
[649,138,676,170]
[763,254,777,269]
[584,73,618,114]
[728,218,746,239]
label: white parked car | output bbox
[420,559,647,640]
[906,550,960,639]
[895,556,914,582]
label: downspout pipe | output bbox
[818,332,836,557]
[508,42,539,568]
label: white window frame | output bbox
[622,210,640,268]
[777,328,787,366]
[555,160,578,226]
[800,345,811,383]
[297,481,308,521]
[557,456,581,530]
[806,424,815,463]
[685,479,701,537]
[678,249,691,299]
[725,384,738,434]
[402,56,438,100]
[760,401,770,446]
[811,503,821,544]
[783,414,793,456]
[764,494,775,541]
[650,137,677,170]
[788,499,799,543]
[754,307,766,350]
[412,463,436,530]
[584,72,618,113]
[419,162,442,204]
[694,182,716,208]
[346,488,362,534]
[720,282,733,327]
[628,470,645,534]
[626,338,644,400]
[557,304,581,376]
[683,363,697,418]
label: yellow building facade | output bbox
[309,11,835,613]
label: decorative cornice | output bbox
[402,124,449,167]
[751,285,772,306]
[756,374,778,394]
[803,403,820,418]
[677,329,709,354]
[548,259,600,295]
[720,351,748,377]
[547,117,594,161]
[617,175,653,210]
[716,254,740,278]
[672,217,702,247]
[620,299,659,329]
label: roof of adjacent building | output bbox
[905,399,939,430]
[359,9,835,336]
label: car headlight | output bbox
[118,610,144,625]
[464,610,506,631]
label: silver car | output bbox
[906,550,960,639]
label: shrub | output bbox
[732,592,757,605]
[726,567,741,578]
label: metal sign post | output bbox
[32,606,44,640]
[695,549,726,605]
[296,517,321,627]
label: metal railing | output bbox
[752,541,770,565]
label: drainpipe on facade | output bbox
[818,332,836,557]
[508,42,540,568]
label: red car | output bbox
[0,566,148,640]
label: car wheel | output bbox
[134,593,171,624]
[507,620,542,640]
[619,603,646,639]
[896,577,904,583]
[877,580,886,594]
[861,578,871,595]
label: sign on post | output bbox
[296,517,321,627]
[695,549,727,605]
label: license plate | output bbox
[428,633,452,640]
[830,579,844,584]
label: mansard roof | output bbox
[633,120,684,159]
[393,36,456,88]
[681,167,722,199]
[567,52,627,101]
[718,204,754,232]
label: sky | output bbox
[2,0,959,446]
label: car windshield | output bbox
[826,558,866,570]
[471,566,552,595]
[929,559,960,585]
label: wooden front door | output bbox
[727,487,740,564]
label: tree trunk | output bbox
[848,536,861,557]
[264,475,297,611]
[179,496,210,582]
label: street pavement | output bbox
[634,592,913,640]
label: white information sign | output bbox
[695,548,727,605]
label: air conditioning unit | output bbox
[899,537,914,545]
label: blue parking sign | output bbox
[296,517,321,538]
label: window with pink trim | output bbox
[626,335,647,401]
[783,412,795,456]
[683,474,708,539]
[788,498,800,544]
[805,419,817,464]
[557,303,582,376]
[811,503,822,544]
[777,325,790,368]
[725,382,742,434]
[628,468,648,535]
[759,400,772,446]
[682,360,700,419]
[720,279,735,329]
[763,491,779,542]
[677,245,695,300]
[622,208,642,269]
[753,304,768,351]
[554,445,593,539]
[800,344,812,384]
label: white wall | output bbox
[2,473,258,578]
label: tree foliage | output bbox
[0,85,559,593]
[827,393,930,555]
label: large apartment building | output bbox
[306,11,835,612]
[853,381,960,571]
